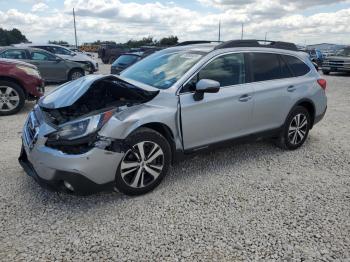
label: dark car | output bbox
[111,48,162,74]
[98,44,129,64]
[0,47,88,82]
[0,58,44,115]
[322,47,350,75]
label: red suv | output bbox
[0,58,44,115]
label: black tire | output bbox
[276,106,311,150]
[68,69,85,81]
[0,81,25,116]
[115,127,171,196]
[322,70,330,75]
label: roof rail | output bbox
[214,40,298,51]
[176,40,222,46]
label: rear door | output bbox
[28,50,67,81]
[247,52,310,132]
[179,52,254,150]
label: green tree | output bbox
[0,28,28,46]
[159,36,178,46]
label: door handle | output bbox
[239,94,252,102]
[287,85,296,92]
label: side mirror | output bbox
[55,58,62,63]
[193,79,220,101]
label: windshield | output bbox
[121,51,204,89]
[336,48,350,57]
[113,55,139,66]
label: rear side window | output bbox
[282,55,310,76]
[0,49,27,59]
[249,53,292,82]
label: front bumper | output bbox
[19,110,125,195]
[19,146,114,195]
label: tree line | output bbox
[0,27,179,48]
[0,28,28,46]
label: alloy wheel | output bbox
[0,86,20,112]
[71,71,83,80]
[120,141,164,188]
[288,113,308,145]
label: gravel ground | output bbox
[0,59,349,261]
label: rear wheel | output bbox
[0,81,25,116]
[68,69,84,81]
[276,106,311,150]
[115,127,171,196]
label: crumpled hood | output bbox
[59,52,96,63]
[39,74,159,109]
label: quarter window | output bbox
[0,49,27,59]
[183,53,245,92]
[282,55,310,76]
[249,53,292,82]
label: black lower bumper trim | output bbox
[18,145,114,195]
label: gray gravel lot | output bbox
[0,59,350,261]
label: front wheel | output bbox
[68,69,85,81]
[115,127,171,196]
[0,81,25,116]
[276,106,311,150]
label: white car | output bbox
[14,43,98,73]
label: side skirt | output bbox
[173,127,282,163]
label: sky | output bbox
[0,0,349,45]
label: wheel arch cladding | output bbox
[296,100,315,128]
[140,122,176,163]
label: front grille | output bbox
[24,112,39,149]
[323,60,350,68]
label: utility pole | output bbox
[218,20,221,42]
[241,23,244,40]
[73,8,78,48]
[265,32,267,42]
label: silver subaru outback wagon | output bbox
[19,40,327,196]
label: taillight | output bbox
[317,79,327,90]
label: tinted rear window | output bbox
[282,55,310,76]
[249,53,293,82]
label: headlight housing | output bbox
[16,65,41,78]
[50,110,114,141]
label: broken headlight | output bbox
[50,110,114,141]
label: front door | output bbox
[27,50,67,81]
[179,53,254,150]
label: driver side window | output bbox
[182,53,245,93]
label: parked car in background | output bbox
[306,49,324,67]
[111,48,161,74]
[0,47,88,82]
[98,43,129,64]
[14,43,98,73]
[19,40,327,196]
[322,47,350,75]
[0,58,44,115]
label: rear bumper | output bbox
[314,106,327,125]
[19,145,115,195]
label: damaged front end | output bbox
[39,75,159,154]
